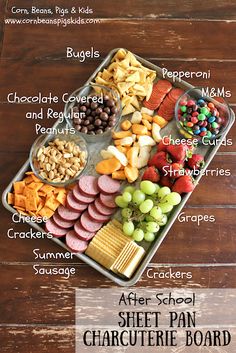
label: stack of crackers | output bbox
[7,171,67,219]
[85,219,145,278]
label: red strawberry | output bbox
[172,175,195,194]
[166,144,188,162]
[157,136,171,152]
[170,162,184,178]
[148,151,172,172]
[142,166,160,182]
[187,154,205,170]
[160,175,174,189]
[162,162,183,178]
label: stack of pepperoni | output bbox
[143,79,184,121]
[45,175,120,253]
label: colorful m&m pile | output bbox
[178,97,224,140]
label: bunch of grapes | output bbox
[115,181,181,243]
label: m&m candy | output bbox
[178,97,224,142]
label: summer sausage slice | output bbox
[73,185,95,204]
[53,212,74,229]
[80,211,103,233]
[66,230,88,252]
[57,205,81,221]
[78,175,99,196]
[94,198,115,216]
[45,218,68,238]
[67,191,88,212]
[74,220,95,241]
[99,193,118,209]
[98,175,120,194]
[88,203,111,223]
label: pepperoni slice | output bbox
[53,212,74,229]
[80,211,103,232]
[78,176,99,196]
[98,175,120,194]
[143,100,159,110]
[74,220,95,241]
[66,230,88,252]
[94,198,114,216]
[155,80,173,94]
[67,191,88,212]
[88,203,111,222]
[45,218,68,238]
[57,205,81,221]
[73,185,95,204]
[169,88,184,101]
[99,193,117,208]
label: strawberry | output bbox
[157,136,171,152]
[148,151,172,172]
[187,154,205,170]
[160,175,174,189]
[172,175,195,194]
[162,162,183,179]
[170,162,184,178]
[142,166,160,182]
[166,144,188,162]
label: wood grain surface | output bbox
[0,1,236,352]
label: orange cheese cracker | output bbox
[25,171,34,175]
[14,194,26,209]
[13,205,25,212]
[8,170,68,220]
[39,184,55,195]
[45,195,60,211]
[7,193,14,205]
[13,181,25,194]
[24,175,34,184]
[38,206,55,219]
[37,200,45,213]
[27,182,44,192]
[31,174,42,183]
[56,190,67,206]
[25,188,38,212]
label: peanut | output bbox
[36,138,87,183]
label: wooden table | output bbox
[0,1,236,351]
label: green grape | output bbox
[123,221,135,236]
[140,180,156,195]
[139,199,154,214]
[157,214,168,226]
[122,191,132,203]
[145,215,155,222]
[159,203,173,214]
[150,206,163,221]
[157,186,171,200]
[121,208,132,219]
[124,186,136,194]
[164,192,181,206]
[133,228,144,242]
[146,221,160,233]
[132,190,146,205]
[153,184,160,193]
[144,232,156,242]
[115,195,128,208]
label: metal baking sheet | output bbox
[2,48,235,286]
